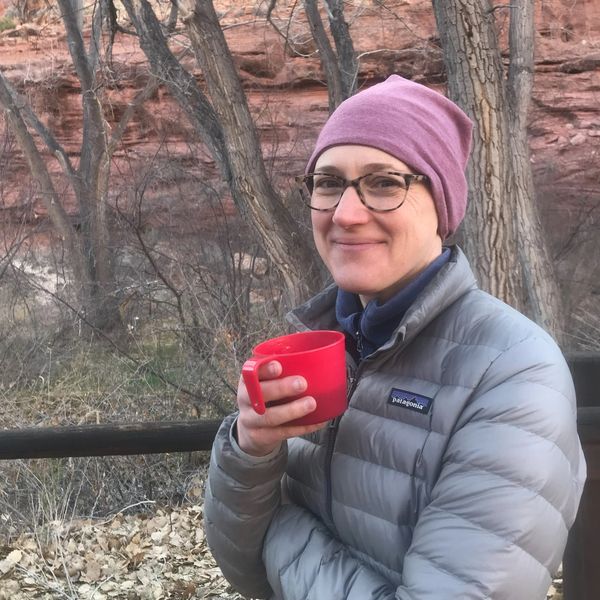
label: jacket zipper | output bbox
[325,367,360,532]
[355,329,363,357]
[325,416,340,532]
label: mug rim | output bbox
[253,329,344,357]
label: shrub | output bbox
[0,17,16,32]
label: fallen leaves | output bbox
[0,548,22,575]
[0,504,244,599]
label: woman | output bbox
[204,75,586,599]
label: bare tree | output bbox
[323,0,358,99]
[304,0,346,112]
[0,0,165,334]
[0,71,95,323]
[120,0,325,307]
[431,0,565,342]
[272,0,357,113]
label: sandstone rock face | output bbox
[0,1,598,325]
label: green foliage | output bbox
[0,17,16,32]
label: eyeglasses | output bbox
[295,170,429,212]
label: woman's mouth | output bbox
[332,239,383,250]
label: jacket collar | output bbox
[286,246,478,353]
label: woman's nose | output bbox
[332,185,370,227]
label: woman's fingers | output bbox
[237,400,328,457]
[265,395,316,426]
[256,360,282,380]
[235,360,330,456]
[238,367,308,414]
[243,395,316,428]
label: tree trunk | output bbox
[323,0,358,98]
[0,72,90,294]
[123,0,325,305]
[173,0,324,305]
[432,0,523,306]
[58,0,122,332]
[506,0,565,338]
[69,0,84,33]
[431,0,564,342]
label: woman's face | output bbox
[312,145,442,303]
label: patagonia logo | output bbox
[388,388,433,415]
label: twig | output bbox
[9,264,232,416]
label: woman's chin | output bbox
[334,278,379,298]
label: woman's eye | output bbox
[314,177,343,193]
[365,175,406,192]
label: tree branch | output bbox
[266,0,308,58]
[323,0,358,98]
[107,75,161,155]
[88,0,105,74]
[0,70,89,289]
[57,0,94,91]
[166,0,178,32]
[0,75,77,181]
[304,0,344,112]
[120,0,229,173]
[507,0,535,135]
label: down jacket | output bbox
[204,246,586,600]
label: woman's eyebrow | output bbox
[315,162,398,174]
[361,162,397,171]
[314,165,344,174]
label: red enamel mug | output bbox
[241,330,347,426]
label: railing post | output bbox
[563,352,600,600]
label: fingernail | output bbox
[293,377,306,392]
[305,397,316,411]
[268,362,279,375]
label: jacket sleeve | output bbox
[263,503,397,600]
[203,412,288,599]
[261,336,586,600]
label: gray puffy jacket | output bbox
[204,246,586,599]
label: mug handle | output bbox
[241,356,275,415]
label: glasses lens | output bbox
[301,173,344,210]
[360,172,409,210]
[297,171,418,211]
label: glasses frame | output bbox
[295,170,429,212]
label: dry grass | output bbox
[0,331,242,598]
[568,308,600,351]
[0,230,279,597]
[0,334,233,520]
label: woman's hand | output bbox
[236,360,328,457]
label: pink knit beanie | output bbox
[306,75,473,239]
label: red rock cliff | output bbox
[0,1,598,306]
